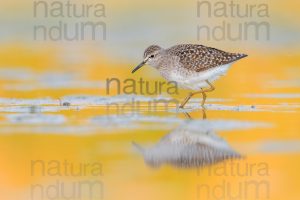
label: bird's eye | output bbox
[150,55,155,58]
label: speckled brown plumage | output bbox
[167,44,247,72]
[134,44,247,107]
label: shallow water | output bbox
[1,54,300,200]
[1,0,300,198]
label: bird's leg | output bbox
[205,80,215,92]
[202,107,207,119]
[192,80,215,107]
[179,92,194,108]
[200,89,207,107]
[183,112,192,119]
[201,80,215,106]
[179,81,215,109]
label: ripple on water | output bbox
[5,113,66,124]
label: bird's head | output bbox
[132,45,164,73]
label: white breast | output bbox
[162,63,232,90]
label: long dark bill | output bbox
[132,61,146,74]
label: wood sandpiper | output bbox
[132,44,247,108]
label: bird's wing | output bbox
[167,44,247,72]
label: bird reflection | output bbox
[133,112,242,168]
